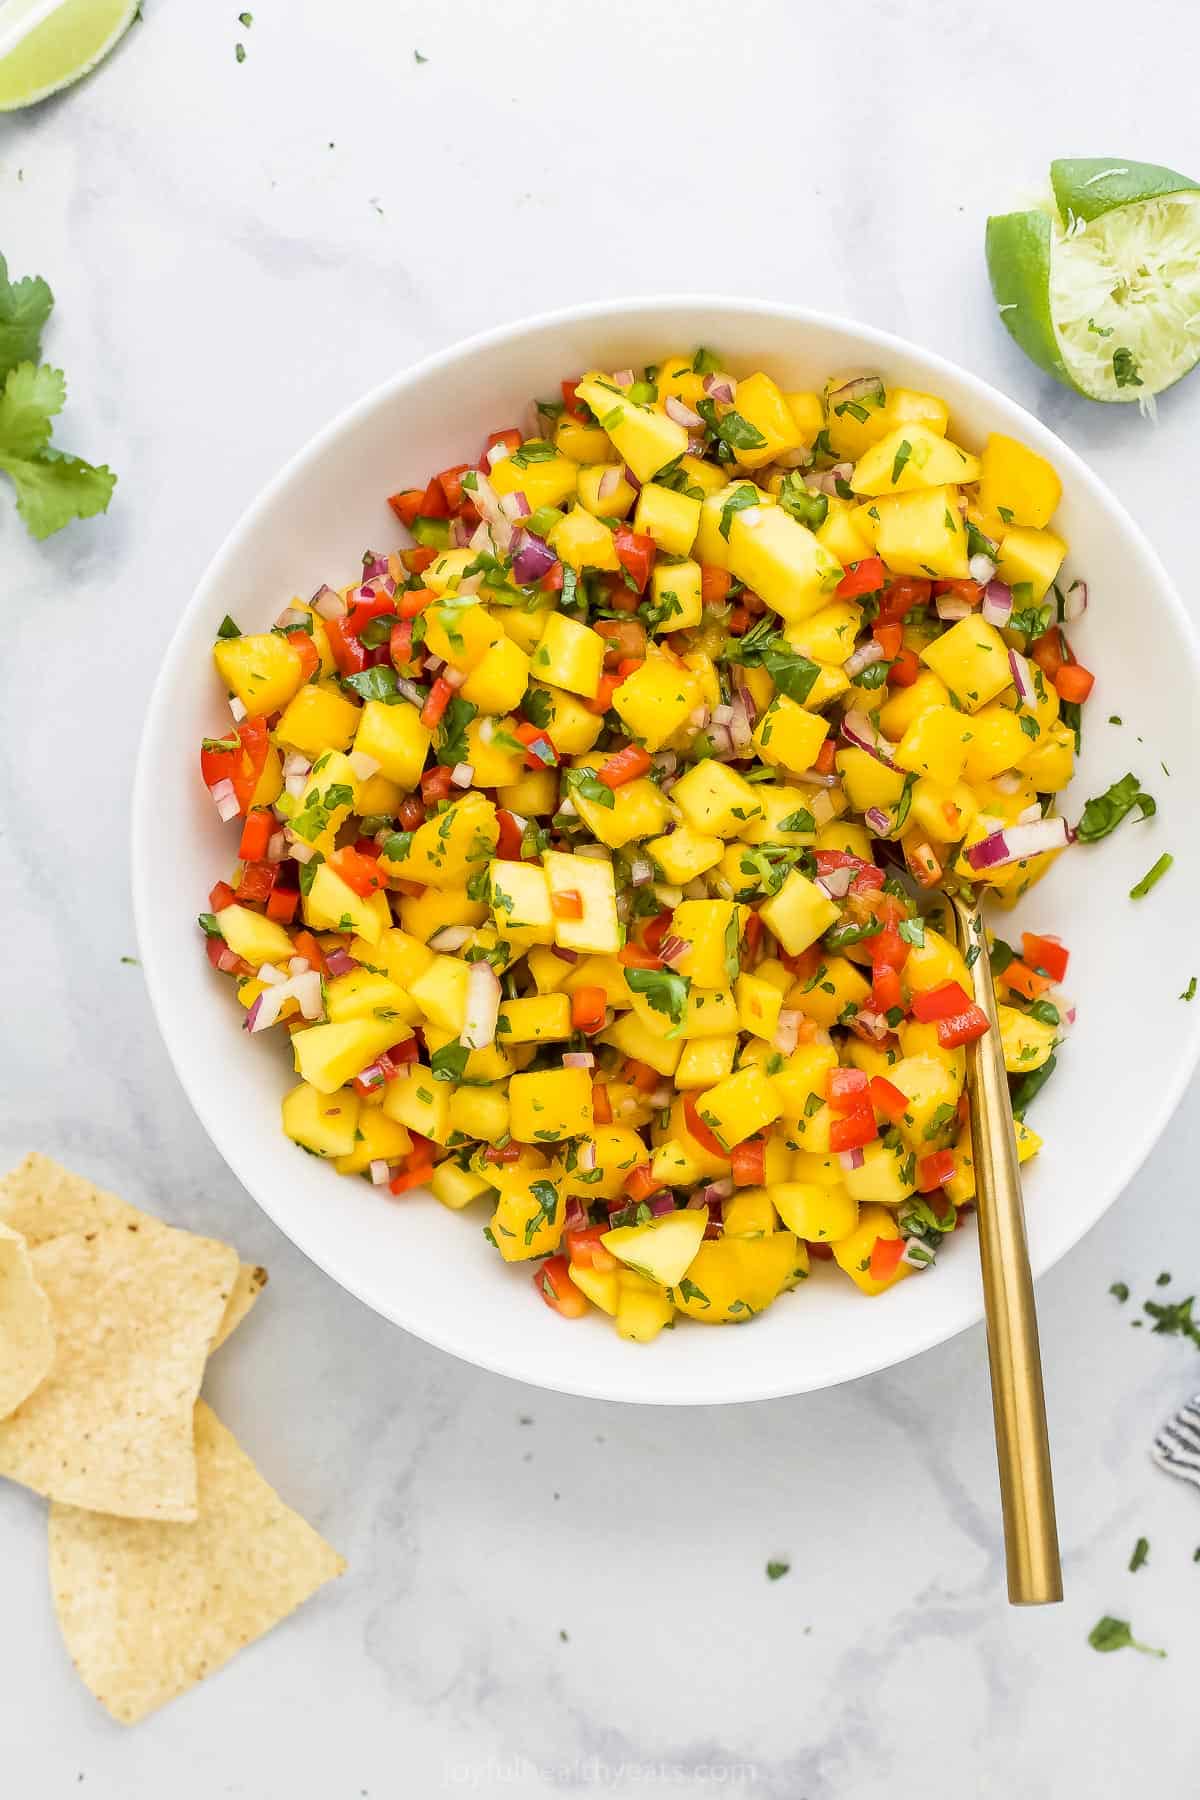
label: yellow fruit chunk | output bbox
[997,1003,1058,1074]
[381,1066,454,1143]
[872,485,969,580]
[994,526,1067,603]
[497,994,571,1044]
[694,1065,782,1154]
[612,654,701,752]
[670,899,744,988]
[543,851,621,955]
[633,482,702,556]
[214,633,308,718]
[275,684,361,759]
[281,1082,360,1158]
[978,433,1062,531]
[508,1068,593,1142]
[648,558,703,632]
[554,417,618,465]
[647,825,723,885]
[832,1203,913,1296]
[752,694,829,773]
[672,1232,801,1321]
[334,1105,413,1176]
[602,1210,707,1287]
[724,371,806,469]
[770,1181,858,1243]
[489,1170,564,1262]
[530,612,606,697]
[460,637,530,716]
[759,870,839,956]
[671,760,762,838]
[215,904,294,969]
[851,424,980,496]
[727,505,842,621]
[489,446,578,510]
[577,462,636,519]
[574,377,689,483]
[292,1019,404,1095]
[894,705,973,786]
[548,504,619,573]
[431,1163,493,1211]
[352,699,431,789]
[919,615,1012,713]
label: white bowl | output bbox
[133,297,1200,1405]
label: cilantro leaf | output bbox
[434,695,479,767]
[1088,1615,1164,1657]
[695,398,768,454]
[623,964,690,1028]
[719,482,761,541]
[0,361,116,540]
[0,255,53,381]
[1075,772,1156,842]
[564,766,615,809]
[430,1040,470,1082]
[343,666,406,704]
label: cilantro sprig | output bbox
[0,255,116,539]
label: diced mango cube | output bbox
[919,615,1012,712]
[508,1067,594,1142]
[612,654,701,751]
[759,870,839,956]
[530,612,606,697]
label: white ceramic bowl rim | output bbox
[133,294,1200,1404]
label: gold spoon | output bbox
[946,888,1063,1606]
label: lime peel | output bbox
[987,157,1200,405]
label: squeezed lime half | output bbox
[987,158,1200,403]
[0,0,138,111]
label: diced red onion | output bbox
[462,960,501,1050]
[808,461,855,497]
[1063,580,1087,622]
[312,585,345,620]
[369,1159,392,1186]
[562,1051,596,1070]
[396,678,427,707]
[981,579,1013,627]
[773,1009,801,1055]
[288,957,310,976]
[969,554,998,585]
[827,374,884,412]
[284,772,309,799]
[562,1196,588,1234]
[1007,647,1034,704]
[840,709,896,766]
[789,768,839,789]
[243,993,263,1032]
[257,962,287,986]
[574,844,611,861]
[935,593,973,621]
[294,971,324,1019]
[702,373,736,404]
[965,816,1071,871]
[706,723,736,760]
[597,465,622,500]
[650,750,678,777]
[428,924,473,952]
[450,762,474,788]
[711,704,734,726]
[210,779,241,823]
[648,1192,676,1217]
[657,934,689,968]
[816,866,855,899]
[613,368,635,388]
[844,640,887,679]
[449,517,474,548]
[1016,802,1042,825]
[664,395,704,429]
[443,665,468,692]
[215,944,241,975]
[287,836,316,864]
[650,1085,673,1109]
[628,857,654,886]
[362,552,389,582]
[551,945,579,963]
[469,520,494,554]
[511,530,556,584]
[623,463,641,492]
[864,806,892,836]
[838,1147,865,1172]
[266,830,287,863]
[775,445,813,470]
[282,751,311,780]
[349,750,381,780]
[728,688,755,753]
[809,789,843,828]
[557,797,577,819]
[324,948,357,977]
[275,605,308,629]
[847,1009,890,1042]
[486,441,512,468]
[698,1178,734,1205]
[689,705,711,729]
[498,490,530,522]
[576,1141,597,1175]
[228,695,247,722]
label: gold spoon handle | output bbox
[951,894,1062,1605]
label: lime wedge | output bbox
[987,158,1200,403]
[0,0,139,111]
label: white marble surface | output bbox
[2,1,1200,1792]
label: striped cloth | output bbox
[1153,1395,1200,1488]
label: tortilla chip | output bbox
[0,1154,264,1349]
[50,1400,346,1724]
[0,1225,238,1520]
[0,1222,55,1420]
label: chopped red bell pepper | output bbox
[595,618,647,666]
[743,909,763,961]
[917,1149,956,1192]
[1003,961,1053,1002]
[829,1106,878,1153]
[870,924,909,971]
[540,560,564,593]
[586,671,623,715]
[328,846,385,898]
[561,378,588,423]
[209,880,237,912]
[536,1255,588,1318]
[200,717,270,816]
[591,1081,613,1125]
[826,1066,870,1110]
[396,586,432,620]
[325,614,368,677]
[564,1224,616,1270]
[513,720,557,768]
[420,676,454,729]
[436,464,471,511]
[387,488,425,528]
[291,929,326,972]
[731,1138,766,1186]
[494,809,524,861]
[887,646,921,687]
[238,809,273,864]
[936,1005,990,1048]
[877,575,931,623]
[1030,627,1068,679]
[389,1161,436,1195]
[623,1059,661,1093]
[869,1235,906,1283]
[598,742,652,789]
[641,910,675,956]
[869,1076,909,1123]
[1054,662,1094,703]
[484,427,522,461]
[624,1162,660,1203]
[400,544,438,575]
[872,964,904,1015]
[285,631,321,682]
[265,886,299,924]
[836,556,885,599]
[570,986,607,1035]
[612,526,656,593]
[1021,933,1069,982]
[420,764,455,806]
[234,861,277,904]
[814,738,837,776]
[911,981,973,1023]
[399,796,426,830]
[872,620,903,659]
[618,944,663,970]
[684,1092,728,1159]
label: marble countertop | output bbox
[3,1,1199,1792]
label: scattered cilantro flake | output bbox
[414,48,428,62]
[890,438,913,485]
[1088,1615,1164,1657]
[1112,347,1143,389]
[1108,1281,1129,1303]
[238,9,253,23]
[766,1560,790,1582]
[1180,977,1196,1003]
[1129,1536,1150,1574]
[235,41,246,60]
[1130,853,1172,900]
